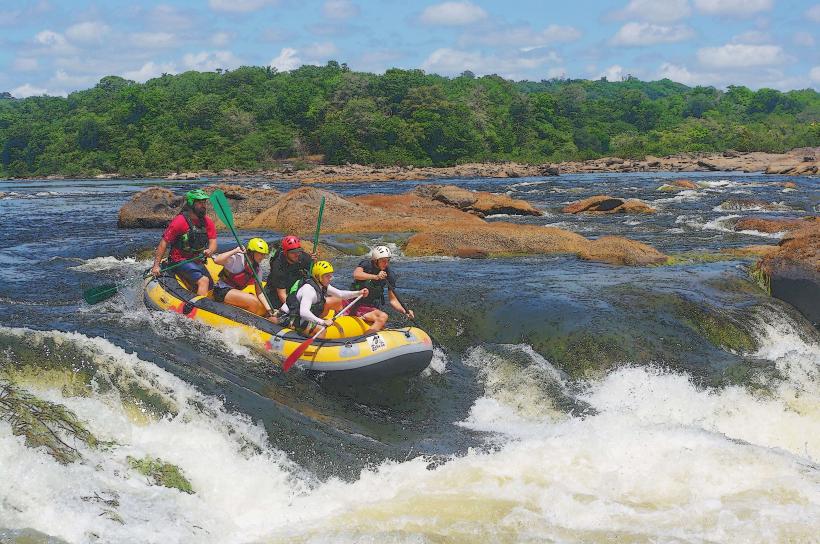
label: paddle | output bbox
[312,196,325,255]
[82,254,204,305]
[209,190,277,315]
[282,295,363,372]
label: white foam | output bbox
[69,256,140,272]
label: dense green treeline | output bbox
[1,61,818,177]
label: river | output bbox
[0,172,818,543]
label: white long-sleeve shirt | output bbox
[280,284,360,325]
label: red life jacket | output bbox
[219,258,259,290]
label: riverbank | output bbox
[3,148,817,184]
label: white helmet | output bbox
[371,245,392,260]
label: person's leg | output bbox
[323,296,344,313]
[176,261,213,296]
[223,289,266,315]
[360,309,388,332]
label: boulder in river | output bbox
[577,236,668,266]
[717,199,792,212]
[414,184,541,217]
[562,195,656,214]
[734,217,817,234]
[758,222,820,327]
[117,184,280,228]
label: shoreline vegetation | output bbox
[1,63,818,180]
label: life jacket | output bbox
[218,256,259,290]
[170,210,209,256]
[284,278,326,329]
[351,260,388,307]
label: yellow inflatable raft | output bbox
[143,259,433,381]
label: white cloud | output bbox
[65,21,110,44]
[599,64,626,81]
[122,61,178,82]
[546,67,567,79]
[806,4,820,22]
[618,0,691,23]
[419,2,487,26]
[211,32,232,47]
[209,0,276,12]
[53,69,96,87]
[303,42,338,59]
[12,57,38,71]
[34,30,76,55]
[461,24,581,48]
[421,47,560,78]
[323,0,359,20]
[657,62,702,86]
[693,0,772,16]
[130,32,178,49]
[182,50,242,71]
[146,5,195,30]
[811,67,820,83]
[355,49,404,71]
[12,83,48,98]
[611,22,694,46]
[697,43,787,68]
[270,48,301,71]
[793,31,815,48]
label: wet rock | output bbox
[697,160,720,171]
[780,181,798,189]
[562,195,656,214]
[404,223,667,265]
[718,199,792,212]
[577,236,668,266]
[539,164,560,176]
[117,185,280,228]
[725,245,780,258]
[415,184,541,217]
[404,223,588,258]
[127,455,194,494]
[734,217,817,233]
[759,222,820,327]
[671,179,699,190]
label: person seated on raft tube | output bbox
[279,260,368,337]
[348,245,414,332]
[150,189,217,296]
[212,238,278,322]
[265,235,315,308]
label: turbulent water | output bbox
[0,173,818,543]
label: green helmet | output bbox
[185,189,209,206]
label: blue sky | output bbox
[1,0,818,97]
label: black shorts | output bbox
[213,285,232,303]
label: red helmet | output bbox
[282,235,301,251]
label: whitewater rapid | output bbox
[2,306,818,543]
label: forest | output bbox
[1,61,818,177]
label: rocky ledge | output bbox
[119,185,665,266]
[757,221,819,327]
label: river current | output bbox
[0,172,818,543]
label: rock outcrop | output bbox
[119,185,666,266]
[562,195,656,214]
[413,184,541,217]
[117,184,280,228]
[758,221,820,327]
[734,217,817,234]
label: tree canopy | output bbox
[1,63,818,177]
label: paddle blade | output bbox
[209,190,234,229]
[282,335,318,372]
[82,284,118,304]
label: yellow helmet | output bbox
[246,238,269,254]
[312,260,334,281]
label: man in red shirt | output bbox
[150,189,218,296]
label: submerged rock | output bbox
[717,199,792,212]
[657,179,700,191]
[562,195,656,214]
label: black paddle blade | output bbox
[82,284,118,304]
